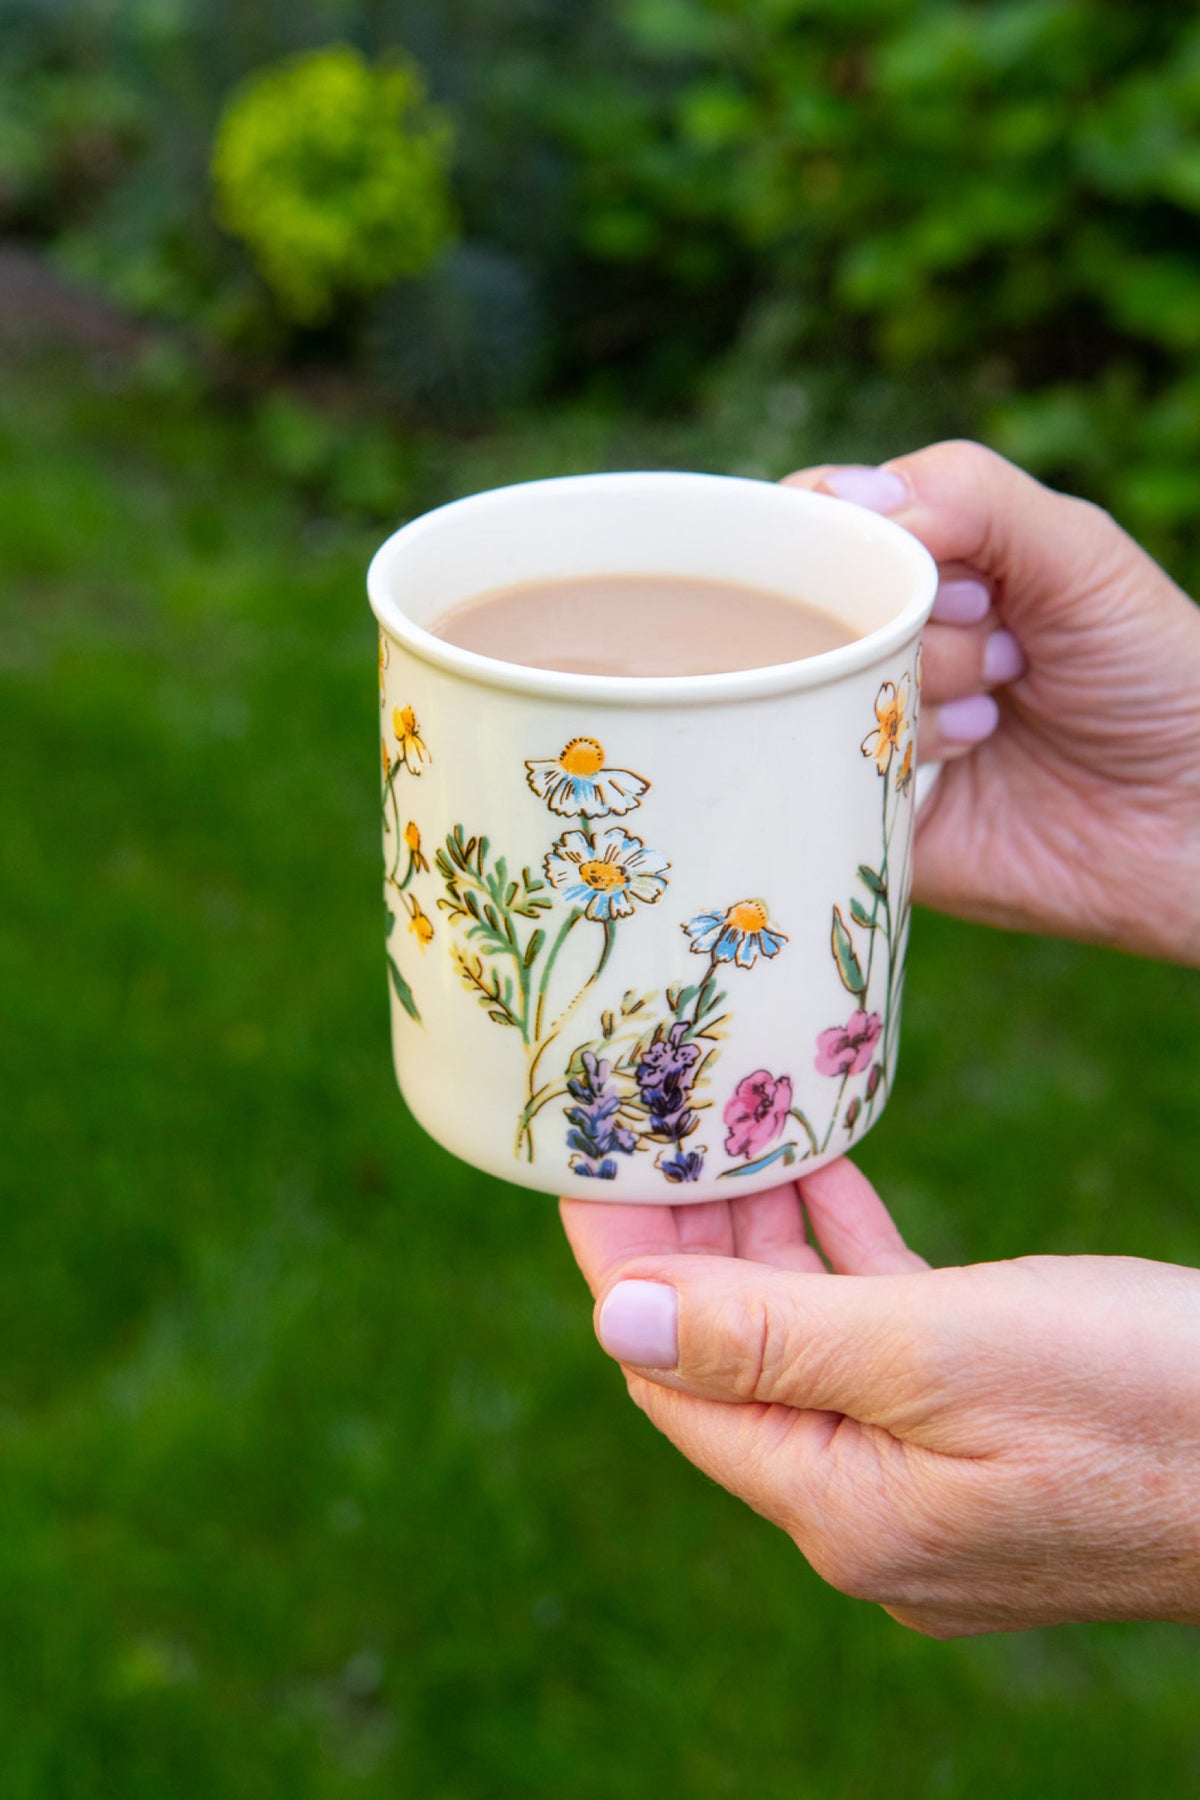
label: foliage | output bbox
[211,45,455,324]
[2,0,1200,556]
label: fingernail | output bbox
[597,1280,679,1369]
[822,465,909,514]
[932,577,991,625]
[939,693,1000,744]
[983,628,1026,684]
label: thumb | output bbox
[593,1255,930,1428]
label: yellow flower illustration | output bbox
[393,704,431,774]
[405,893,434,948]
[378,632,389,693]
[861,676,911,773]
[404,820,430,872]
[526,737,649,818]
[895,741,914,796]
[381,735,391,780]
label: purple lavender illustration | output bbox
[635,1021,704,1183]
[565,1051,636,1180]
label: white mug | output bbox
[368,473,936,1202]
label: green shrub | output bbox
[210,44,455,324]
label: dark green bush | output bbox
[1,0,1198,575]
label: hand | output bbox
[783,444,1200,966]
[561,1166,1200,1637]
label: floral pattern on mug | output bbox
[380,694,436,1024]
[393,704,431,775]
[723,1070,794,1160]
[861,676,910,772]
[565,1050,636,1180]
[722,666,920,1178]
[815,1009,882,1077]
[391,652,920,1184]
[545,826,669,921]
[525,737,649,817]
[682,899,788,969]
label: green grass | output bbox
[2,361,1199,1799]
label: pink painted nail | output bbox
[982,628,1026,685]
[597,1280,678,1368]
[822,466,909,514]
[932,577,991,625]
[940,693,1000,744]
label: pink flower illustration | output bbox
[724,1069,794,1160]
[815,1010,882,1077]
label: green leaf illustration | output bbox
[523,927,546,969]
[386,953,421,1021]
[831,905,867,996]
[719,1142,801,1179]
[857,864,887,899]
[849,898,876,930]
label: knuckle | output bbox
[913,437,1005,485]
[701,1290,781,1401]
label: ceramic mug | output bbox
[368,472,937,1202]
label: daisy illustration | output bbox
[393,705,431,774]
[526,738,649,817]
[683,899,788,969]
[545,826,669,921]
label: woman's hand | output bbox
[561,1165,1200,1637]
[783,444,1200,966]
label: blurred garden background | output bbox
[3,0,1200,1794]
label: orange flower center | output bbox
[878,695,905,742]
[559,737,606,777]
[726,899,769,934]
[404,821,421,852]
[579,858,627,891]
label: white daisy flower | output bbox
[544,826,669,921]
[525,737,649,817]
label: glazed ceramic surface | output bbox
[368,473,937,1201]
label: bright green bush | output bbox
[210,45,455,323]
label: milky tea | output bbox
[429,573,855,678]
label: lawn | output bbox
[2,356,1198,1798]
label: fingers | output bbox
[559,1199,684,1297]
[919,618,1024,705]
[592,1252,929,1424]
[797,1159,929,1275]
[916,616,1025,760]
[783,452,1043,759]
[620,1368,840,1516]
[783,442,1127,618]
[674,1198,737,1258]
[729,1182,829,1274]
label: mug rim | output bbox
[367,471,938,708]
